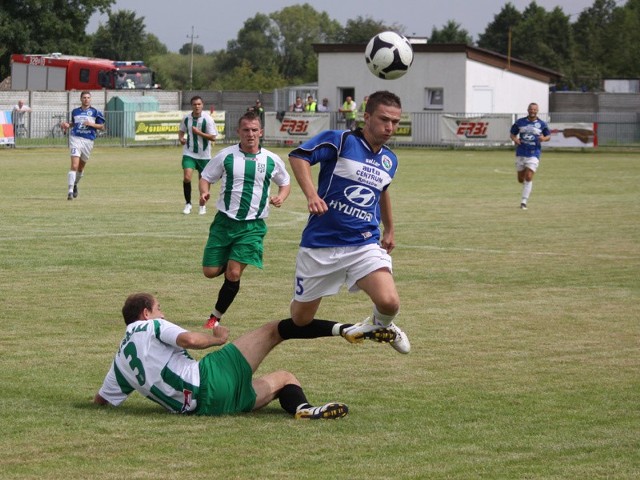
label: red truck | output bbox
[10,53,157,91]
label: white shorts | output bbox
[515,156,539,172]
[70,136,95,162]
[293,244,393,302]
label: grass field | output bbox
[0,145,638,479]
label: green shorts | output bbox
[202,212,267,268]
[182,155,209,174]
[195,343,257,416]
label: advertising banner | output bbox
[1,111,15,145]
[548,123,596,148]
[134,111,226,141]
[356,112,412,142]
[441,114,513,144]
[264,112,330,143]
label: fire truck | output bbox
[10,53,157,91]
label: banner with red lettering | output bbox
[441,114,512,145]
[264,112,330,144]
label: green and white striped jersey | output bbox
[179,112,218,160]
[98,319,201,414]
[201,144,290,221]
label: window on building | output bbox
[424,88,444,110]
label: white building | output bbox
[314,43,561,115]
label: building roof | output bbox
[313,42,562,84]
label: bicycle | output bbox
[51,114,67,138]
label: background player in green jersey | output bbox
[179,96,218,215]
[199,111,291,328]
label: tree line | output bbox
[1,1,639,91]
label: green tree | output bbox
[429,20,472,44]
[510,4,573,72]
[338,16,404,43]
[213,60,288,91]
[477,2,522,53]
[479,2,574,85]
[602,0,640,78]
[0,0,113,78]
[269,3,342,83]
[217,13,279,76]
[143,33,169,58]
[149,52,217,90]
[92,10,148,60]
[179,43,205,55]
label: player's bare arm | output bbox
[379,190,396,253]
[199,177,211,203]
[269,184,291,207]
[176,326,229,349]
[289,156,327,215]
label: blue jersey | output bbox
[290,129,398,248]
[69,106,105,141]
[510,116,550,158]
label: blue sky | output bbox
[89,0,612,53]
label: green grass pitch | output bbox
[0,145,638,479]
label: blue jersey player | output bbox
[61,91,105,200]
[509,103,550,210]
[278,90,410,354]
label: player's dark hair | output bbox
[122,293,155,325]
[365,91,401,114]
[190,95,203,105]
[239,110,262,127]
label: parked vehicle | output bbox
[10,53,157,91]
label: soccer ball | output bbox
[365,31,414,80]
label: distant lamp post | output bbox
[187,26,199,90]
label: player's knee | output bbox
[378,296,400,315]
[203,266,222,278]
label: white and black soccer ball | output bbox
[365,31,414,80]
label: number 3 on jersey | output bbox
[123,342,146,385]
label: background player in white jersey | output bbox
[61,91,105,200]
[509,102,551,210]
[285,90,410,354]
[179,96,218,215]
[94,292,349,419]
[199,111,291,328]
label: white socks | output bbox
[521,180,532,204]
[372,306,396,327]
[67,171,76,193]
[68,171,83,193]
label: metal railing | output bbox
[7,110,638,149]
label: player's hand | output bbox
[381,233,395,253]
[307,196,328,215]
[269,195,284,207]
[212,324,229,344]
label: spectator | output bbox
[12,100,31,136]
[290,96,304,112]
[317,98,330,112]
[304,95,317,112]
[339,96,357,130]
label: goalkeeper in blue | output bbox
[283,90,410,354]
